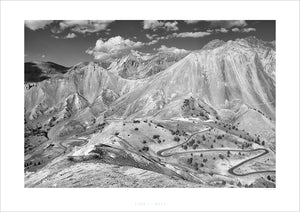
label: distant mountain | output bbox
[106,36,275,120]
[25,62,140,121]
[25,61,69,83]
[108,50,189,79]
[201,39,226,50]
[24,36,275,136]
[201,37,275,82]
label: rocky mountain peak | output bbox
[201,39,226,50]
[236,36,275,50]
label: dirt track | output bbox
[156,121,275,176]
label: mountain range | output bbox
[24,36,276,188]
[25,36,275,122]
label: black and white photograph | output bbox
[24,20,276,188]
[1,1,299,212]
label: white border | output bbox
[1,1,299,211]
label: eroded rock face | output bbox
[107,37,275,120]
[25,37,275,125]
[108,50,189,80]
[24,62,139,121]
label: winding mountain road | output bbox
[156,122,275,177]
[49,117,275,177]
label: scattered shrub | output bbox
[142,146,149,152]
[194,162,199,170]
[173,136,180,142]
[157,124,164,128]
[153,134,160,139]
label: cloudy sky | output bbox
[25,20,275,67]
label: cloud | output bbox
[148,30,211,41]
[51,32,77,39]
[209,20,247,28]
[146,34,154,40]
[59,20,114,34]
[215,28,229,33]
[164,21,179,31]
[172,31,211,38]
[231,27,256,33]
[241,27,256,33]
[232,28,240,32]
[156,45,190,54]
[26,20,114,34]
[86,36,144,61]
[145,28,229,42]
[52,35,60,39]
[64,33,77,39]
[184,20,201,24]
[146,39,159,45]
[143,20,178,31]
[25,20,53,30]
[143,20,164,30]
[50,26,63,34]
